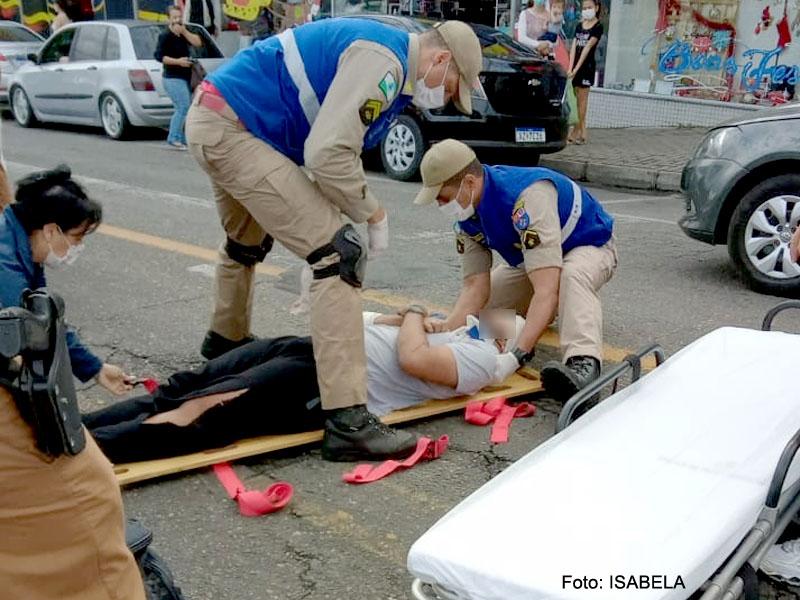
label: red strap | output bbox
[213,462,293,517]
[465,396,536,444]
[142,378,159,394]
[342,435,449,484]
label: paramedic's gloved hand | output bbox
[367,208,389,258]
[423,317,447,334]
[791,227,800,263]
[493,352,521,384]
[96,363,135,395]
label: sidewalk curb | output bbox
[540,156,682,193]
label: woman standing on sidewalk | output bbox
[155,6,202,150]
[567,0,603,144]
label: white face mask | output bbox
[581,8,596,20]
[43,229,84,270]
[438,179,475,222]
[413,61,449,110]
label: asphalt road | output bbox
[4,119,800,600]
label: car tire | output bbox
[380,115,424,181]
[100,93,131,140]
[10,86,37,128]
[727,173,800,297]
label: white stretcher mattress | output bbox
[408,328,800,600]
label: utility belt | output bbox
[0,289,86,457]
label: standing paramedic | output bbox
[414,139,617,402]
[185,17,482,461]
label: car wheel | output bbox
[11,86,37,128]
[100,93,131,140]
[728,173,800,297]
[381,115,424,181]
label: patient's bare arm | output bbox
[396,308,458,388]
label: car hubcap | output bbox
[102,97,122,137]
[744,194,800,280]
[13,90,29,124]
[384,124,416,172]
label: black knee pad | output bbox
[225,235,274,267]
[306,224,366,288]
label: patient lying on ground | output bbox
[84,310,524,463]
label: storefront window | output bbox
[604,0,798,105]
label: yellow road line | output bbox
[98,224,654,367]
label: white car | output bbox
[9,20,225,139]
[0,21,45,108]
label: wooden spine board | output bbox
[113,372,541,487]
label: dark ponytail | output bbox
[11,165,102,234]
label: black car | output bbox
[346,14,569,180]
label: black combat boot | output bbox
[321,405,418,462]
[200,330,257,360]
[540,355,601,404]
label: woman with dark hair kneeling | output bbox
[0,165,135,394]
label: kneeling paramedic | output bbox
[0,290,145,600]
[185,17,482,461]
[414,139,617,402]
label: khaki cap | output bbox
[414,139,477,205]
[434,21,483,115]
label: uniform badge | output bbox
[456,233,466,254]
[521,228,541,250]
[378,71,398,101]
[512,198,531,231]
[359,99,383,126]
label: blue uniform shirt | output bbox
[0,207,103,382]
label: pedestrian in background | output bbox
[516,0,550,52]
[183,0,219,37]
[567,0,603,144]
[155,6,203,150]
[51,0,73,32]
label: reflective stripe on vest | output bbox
[561,180,582,244]
[276,29,320,126]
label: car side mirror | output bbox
[27,53,38,64]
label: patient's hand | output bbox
[423,317,447,334]
[97,363,135,396]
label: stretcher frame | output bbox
[412,301,800,600]
[113,370,542,486]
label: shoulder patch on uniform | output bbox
[521,228,541,250]
[378,71,398,101]
[512,197,531,231]
[359,99,383,126]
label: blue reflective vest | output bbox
[208,18,413,165]
[458,166,614,268]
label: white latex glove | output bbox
[362,311,382,326]
[492,352,521,385]
[367,213,389,257]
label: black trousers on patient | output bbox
[83,336,323,463]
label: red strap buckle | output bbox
[465,396,536,444]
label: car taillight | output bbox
[522,64,544,73]
[128,69,155,91]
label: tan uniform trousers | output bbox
[0,388,145,600]
[186,97,367,410]
[487,239,618,362]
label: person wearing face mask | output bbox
[184,17,482,462]
[414,139,617,403]
[516,0,550,53]
[0,166,135,396]
[567,0,603,144]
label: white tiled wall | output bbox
[587,88,760,128]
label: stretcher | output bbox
[113,370,542,486]
[409,302,800,600]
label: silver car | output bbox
[9,20,225,139]
[0,21,44,107]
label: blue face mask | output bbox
[533,0,546,6]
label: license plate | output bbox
[515,127,546,143]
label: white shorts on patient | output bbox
[365,324,498,417]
